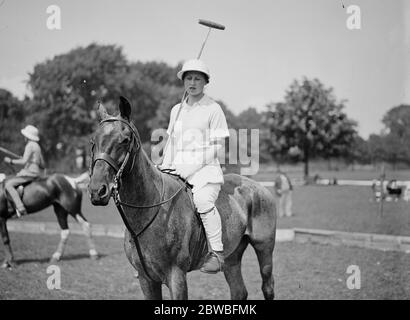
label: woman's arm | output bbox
[174,138,224,178]
[11,144,32,166]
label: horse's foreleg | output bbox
[75,213,98,259]
[0,218,14,268]
[50,229,70,262]
[168,266,188,300]
[138,275,163,300]
[51,204,71,262]
[223,236,249,300]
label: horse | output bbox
[0,173,99,269]
[88,96,277,300]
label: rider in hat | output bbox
[3,125,45,217]
[161,59,230,273]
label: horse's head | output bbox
[88,96,141,205]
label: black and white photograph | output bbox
[0,0,409,307]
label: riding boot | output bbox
[200,250,224,274]
[5,185,27,217]
[16,207,27,218]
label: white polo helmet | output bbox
[177,59,210,81]
[21,125,40,142]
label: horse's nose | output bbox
[97,184,108,198]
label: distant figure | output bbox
[274,170,293,217]
[403,183,410,202]
[387,179,402,202]
[3,125,45,217]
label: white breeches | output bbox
[193,183,223,252]
[278,190,293,217]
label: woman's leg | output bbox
[285,191,293,217]
[4,176,29,215]
[193,183,224,273]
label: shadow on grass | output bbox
[15,253,110,265]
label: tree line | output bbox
[0,43,408,176]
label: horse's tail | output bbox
[63,172,89,191]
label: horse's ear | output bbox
[96,100,109,120]
[119,96,131,120]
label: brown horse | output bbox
[88,96,276,300]
[0,174,98,269]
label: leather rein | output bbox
[90,116,185,281]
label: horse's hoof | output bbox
[90,253,99,260]
[49,256,61,264]
[1,261,14,269]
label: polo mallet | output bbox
[161,19,226,166]
[197,19,226,59]
[0,147,21,159]
[0,147,20,174]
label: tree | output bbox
[237,107,271,163]
[264,77,358,177]
[382,104,410,139]
[27,43,129,163]
[26,44,186,170]
[380,104,410,169]
[0,89,26,173]
[345,135,372,168]
[236,107,262,129]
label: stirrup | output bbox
[200,251,224,274]
[16,208,27,218]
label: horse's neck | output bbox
[121,150,162,205]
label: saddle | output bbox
[160,168,195,209]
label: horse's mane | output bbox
[126,118,157,167]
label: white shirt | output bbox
[163,94,230,191]
[280,174,290,191]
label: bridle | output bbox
[89,115,187,282]
[90,116,186,209]
[90,116,139,202]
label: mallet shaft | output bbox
[197,28,212,59]
[0,147,21,159]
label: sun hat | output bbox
[177,59,210,81]
[21,125,40,142]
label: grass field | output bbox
[21,183,410,236]
[1,233,409,299]
[253,167,410,181]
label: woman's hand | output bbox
[174,163,201,179]
[3,157,12,164]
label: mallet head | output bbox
[198,19,226,30]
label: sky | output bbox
[0,0,408,138]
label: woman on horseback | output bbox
[161,59,230,274]
[3,125,45,217]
